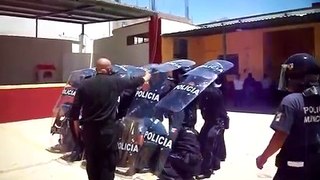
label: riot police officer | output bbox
[256,53,320,180]
[159,68,203,180]
[196,80,229,179]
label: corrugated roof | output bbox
[163,7,320,37]
[0,0,156,24]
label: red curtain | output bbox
[149,15,162,64]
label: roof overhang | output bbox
[0,0,157,24]
[163,10,320,37]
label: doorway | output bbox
[263,27,315,81]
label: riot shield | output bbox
[123,65,148,77]
[112,64,128,75]
[156,59,195,72]
[52,68,96,133]
[116,72,168,171]
[49,68,96,153]
[49,65,134,153]
[155,60,234,113]
[116,60,196,176]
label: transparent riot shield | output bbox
[115,60,196,177]
[49,68,96,153]
[116,72,168,173]
[49,65,130,153]
[51,68,96,135]
[156,59,196,72]
[156,60,234,113]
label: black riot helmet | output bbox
[278,53,320,92]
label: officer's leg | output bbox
[159,156,183,180]
[85,149,99,180]
[82,132,99,180]
[100,148,117,180]
[98,133,118,180]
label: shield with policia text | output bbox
[51,68,96,134]
[51,64,135,123]
[49,68,96,153]
[49,65,135,153]
[115,59,196,176]
[155,60,234,113]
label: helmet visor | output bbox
[278,63,294,91]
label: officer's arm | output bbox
[258,130,288,165]
[257,102,294,169]
[117,72,151,91]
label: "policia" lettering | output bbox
[62,89,76,96]
[144,131,172,149]
[117,142,139,153]
[135,91,160,101]
[174,84,199,95]
[303,106,320,123]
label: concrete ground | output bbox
[0,111,278,180]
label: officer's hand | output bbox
[143,71,151,82]
[256,155,267,169]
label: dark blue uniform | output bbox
[271,92,320,180]
[160,127,202,180]
[197,84,229,178]
[159,77,202,179]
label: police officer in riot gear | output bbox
[256,53,320,180]
[159,68,203,180]
[196,80,229,179]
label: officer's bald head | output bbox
[96,58,112,74]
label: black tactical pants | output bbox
[82,123,118,180]
[274,167,320,180]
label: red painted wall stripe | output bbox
[0,87,63,123]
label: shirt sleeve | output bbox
[270,103,295,134]
[117,76,145,92]
[69,86,83,121]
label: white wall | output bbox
[93,21,149,66]
[0,36,72,85]
[160,18,198,35]
[62,53,92,82]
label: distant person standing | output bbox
[261,73,272,105]
[233,74,244,107]
[69,58,151,180]
[243,73,256,106]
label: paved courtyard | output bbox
[0,111,278,180]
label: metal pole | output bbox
[151,0,156,11]
[185,0,189,19]
[79,24,85,53]
[222,25,227,60]
[35,18,38,38]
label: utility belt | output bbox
[82,119,116,135]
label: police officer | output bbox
[69,58,151,180]
[159,69,203,180]
[256,53,320,180]
[196,80,229,179]
[122,71,169,175]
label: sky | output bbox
[120,0,319,24]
